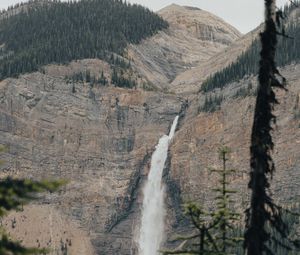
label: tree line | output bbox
[0,0,168,80]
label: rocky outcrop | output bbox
[170,24,263,94]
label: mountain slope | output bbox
[128,4,241,89]
[172,1,300,94]
[170,25,262,94]
[0,0,167,80]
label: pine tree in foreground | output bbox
[244,0,299,254]
[163,147,241,255]
[210,147,242,254]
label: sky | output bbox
[0,0,290,33]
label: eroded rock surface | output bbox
[0,70,182,254]
[168,64,300,226]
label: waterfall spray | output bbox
[138,116,179,255]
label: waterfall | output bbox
[138,116,179,255]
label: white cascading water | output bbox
[138,116,179,255]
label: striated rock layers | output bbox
[0,69,183,254]
[167,64,300,238]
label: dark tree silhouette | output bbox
[244,1,288,254]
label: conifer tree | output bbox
[244,1,293,254]
[0,0,168,81]
[163,147,241,255]
[162,203,219,255]
[210,147,241,254]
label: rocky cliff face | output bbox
[0,3,299,255]
[169,64,300,207]
[0,63,183,254]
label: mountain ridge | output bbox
[128,3,242,89]
[171,1,300,94]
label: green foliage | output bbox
[201,1,300,93]
[164,146,300,255]
[98,70,108,86]
[162,203,220,255]
[0,233,48,255]
[210,147,242,254]
[0,178,65,217]
[265,205,300,255]
[66,69,108,87]
[110,54,131,69]
[201,41,260,93]
[0,0,168,80]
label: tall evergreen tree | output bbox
[210,147,241,254]
[244,1,289,254]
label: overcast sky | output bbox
[0,0,289,33]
